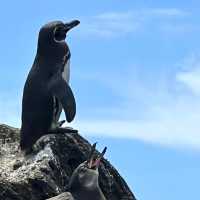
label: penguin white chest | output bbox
[62,59,70,83]
[51,59,70,129]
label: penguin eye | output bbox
[54,25,66,42]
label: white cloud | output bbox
[71,90,200,150]
[72,114,200,150]
[78,8,189,38]
[70,55,200,151]
[72,100,200,150]
[145,8,188,17]
[95,12,134,21]
[176,57,200,95]
[177,69,200,95]
[79,12,139,38]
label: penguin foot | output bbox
[58,120,66,127]
[58,127,78,133]
[48,127,78,134]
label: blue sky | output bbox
[0,1,200,199]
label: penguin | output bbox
[47,143,107,200]
[20,20,80,152]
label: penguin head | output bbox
[69,143,107,191]
[53,20,80,43]
[37,20,80,57]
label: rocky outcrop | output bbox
[0,124,136,200]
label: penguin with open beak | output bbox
[47,143,107,200]
[68,143,107,200]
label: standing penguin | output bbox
[47,143,107,200]
[20,20,80,152]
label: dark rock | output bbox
[0,124,136,200]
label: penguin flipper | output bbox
[48,73,76,122]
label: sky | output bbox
[0,0,200,199]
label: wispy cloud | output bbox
[73,115,200,150]
[144,8,188,17]
[79,12,139,38]
[177,68,200,95]
[176,55,200,95]
[71,54,200,150]
[78,8,190,38]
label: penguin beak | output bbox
[87,143,107,170]
[92,147,107,169]
[64,20,80,33]
[87,142,97,168]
